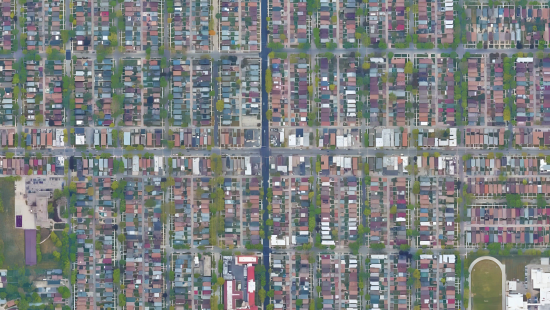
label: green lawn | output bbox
[0,179,24,268]
[472,260,503,310]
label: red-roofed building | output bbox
[247,266,257,310]
[224,257,259,310]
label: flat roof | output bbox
[25,230,37,266]
[236,256,258,264]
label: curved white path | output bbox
[467,256,506,310]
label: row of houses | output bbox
[123,0,142,51]
[465,6,550,49]
[121,129,163,147]
[465,226,549,245]
[219,57,240,126]
[417,177,438,247]
[23,60,43,126]
[465,57,485,126]
[438,57,457,125]
[389,177,408,247]
[417,58,435,126]
[267,0,285,46]
[190,0,211,51]
[142,58,163,126]
[464,128,505,148]
[341,254,360,310]
[93,0,111,47]
[122,59,143,126]
[171,177,192,247]
[221,177,241,247]
[0,156,64,175]
[172,128,212,148]
[193,59,213,126]
[44,0,63,50]
[170,0,190,51]
[142,177,165,308]
[368,176,388,246]
[388,0,407,47]
[71,0,91,51]
[73,179,94,310]
[0,60,15,126]
[25,128,65,148]
[466,177,550,196]
[172,253,194,306]
[340,56,358,125]
[93,177,117,308]
[142,0,162,50]
[291,177,311,245]
[416,0,435,46]
[288,55,313,127]
[416,255,437,309]
[0,0,13,51]
[317,57,336,126]
[121,178,145,309]
[171,59,191,127]
[24,0,43,51]
[391,254,409,310]
[464,155,540,176]
[270,253,291,310]
[318,254,339,310]
[368,57,386,125]
[270,176,289,247]
[74,58,93,126]
[467,206,550,225]
[94,59,114,126]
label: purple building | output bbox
[24,230,37,266]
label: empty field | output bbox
[472,260,502,310]
[0,179,24,268]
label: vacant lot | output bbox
[472,260,502,310]
[0,179,24,268]
[499,256,538,281]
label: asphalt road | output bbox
[259,0,271,306]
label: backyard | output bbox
[472,259,503,310]
[0,179,24,268]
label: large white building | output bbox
[532,268,550,305]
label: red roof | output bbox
[247,266,258,310]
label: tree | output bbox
[216,100,224,112]
[412,181,420,194]
[111,180,119,190]
[259,288,266,304]
[58,286,71,299]
[503,107,511,121]
[266,109,273,121]
[119,294,126,307]
[526,292,531,299]
[118,234,126,243]
[404,61,413,74]
[113,268,120,283]
[390,205,397,214]
[35,113,44,124]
